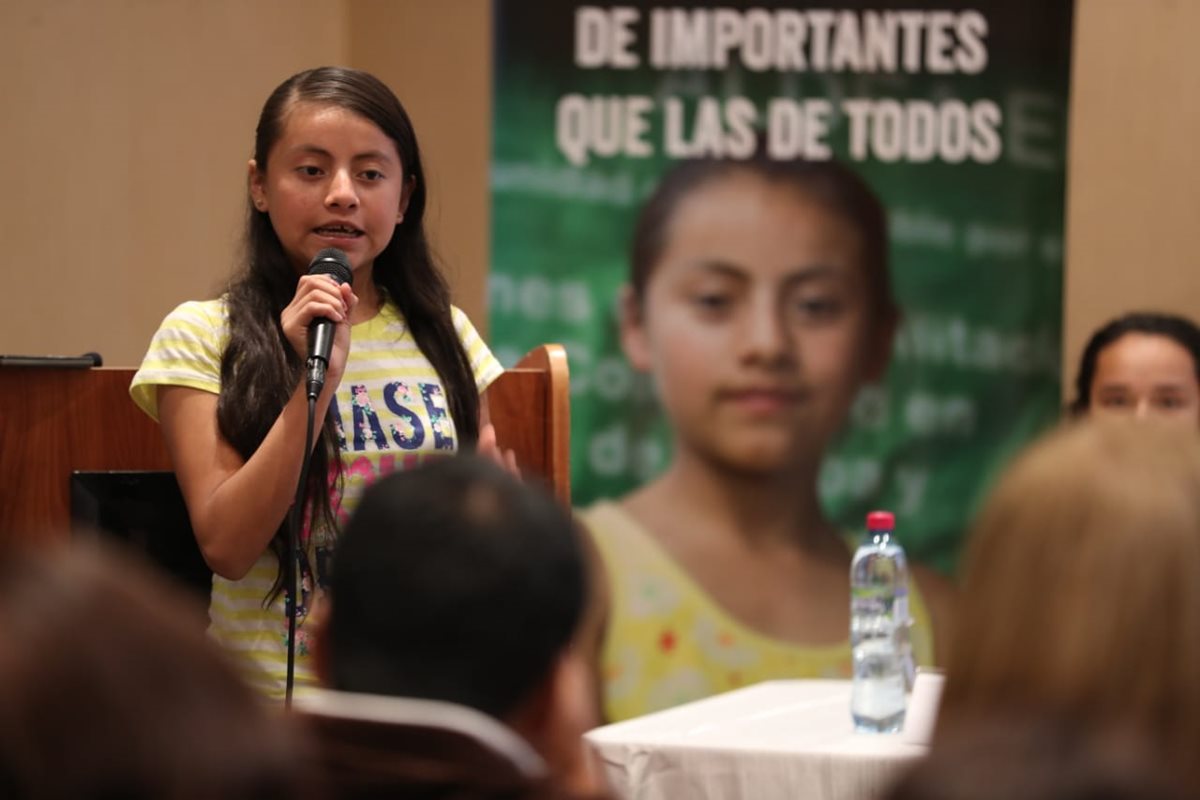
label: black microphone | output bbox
[305,248,353,400]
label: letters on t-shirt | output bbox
[331,380,455,453]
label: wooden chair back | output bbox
[485,343,571,506]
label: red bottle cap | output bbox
[866,510,895,531]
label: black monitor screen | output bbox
[70,471,211,601]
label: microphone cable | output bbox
[285,393,319,707]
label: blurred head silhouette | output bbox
[938,420,1200,790]
[889,717,1189,800]
[0,540,315,799]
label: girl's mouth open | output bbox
[314,225,364,239]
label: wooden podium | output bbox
[0,367,171,548]
[0,345,570,552]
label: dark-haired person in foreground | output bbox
[0,541,317,799]
[303,456,609,799]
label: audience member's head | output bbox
[1070,311,1200,422]
[0,541,315,799]
[888,717,1189,800]
[937,420,1200,789]
[317,455,597,795]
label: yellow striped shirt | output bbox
[130,298,502,700]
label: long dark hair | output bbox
[629,154,897,332]
[1069,311,1200,415]
[218,67,481,600]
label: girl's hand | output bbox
[477,422,520,478]
[280,275,357,381]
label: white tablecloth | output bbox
[585,680,925,800]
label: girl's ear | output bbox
[397,175,416,223]
[618,285,653,373]
[247,159,268,212]
[862,309,898,383]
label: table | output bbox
[585,680,926,800]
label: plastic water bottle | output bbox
[850,510,911,733]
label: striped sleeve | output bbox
[129,299,228,421]
[451,305,504,393]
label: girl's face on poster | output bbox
[621,170,888,474]
[1090,332,1200,424]
[249,101,412,276]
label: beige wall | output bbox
[346,0,492,334]
[1,0,349,366]
[1063,0,1200,390]
[3,0,1198,388]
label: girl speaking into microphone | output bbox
[131,66,505,700]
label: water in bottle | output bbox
[850,510,911,733]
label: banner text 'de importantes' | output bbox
[559,7,1001,166]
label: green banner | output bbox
[490,1,1072,573]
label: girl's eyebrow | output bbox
[293,145,395,163]
[687,260,842,288]
[352,149,395,163]
[687,259,746,278]
[782,264,840,285]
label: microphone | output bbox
[305,248,353,400]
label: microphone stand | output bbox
[285,389,319,707]
[284,247,350,705]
